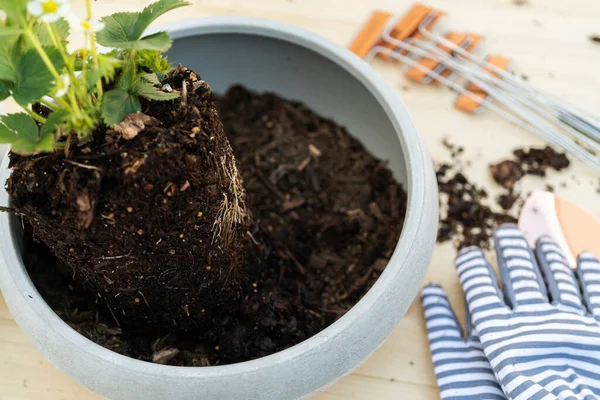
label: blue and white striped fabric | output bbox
[422,285,506,399]
[423,224,600,400]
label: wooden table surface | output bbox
[2,0,600,399]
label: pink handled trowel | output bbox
[519,190,600,267]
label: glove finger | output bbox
[494,224,548,309]
[576,251,600,321]
[535,236,586,315]
[421,286,506,400]
[421,284,463,342]
[456,246,506,324]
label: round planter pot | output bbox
[0,17,438,400]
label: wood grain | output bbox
[1,0,600,399]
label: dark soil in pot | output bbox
[17,82,407,365]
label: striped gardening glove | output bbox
[422,224,600,400]
[421,284,506,399]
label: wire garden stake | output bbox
[349,3,600,172]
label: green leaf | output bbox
[0,47,16,81]
[101,88,141,126]
[137,50,171,74]
[119,66,136,91]
[0,82,9,101]
[96,12,138,48]
[132,31,172,51]
[85,55,122,89]
[133,79,178,101]
[98,27,172,51]
[0,113,50,154]
[32,19,70,46]
[138,0,191,37]
[9,35,29,59]
[0,113,38,140]
[97,0,190,49]
[13,47,65,106]
[141,72,161,85]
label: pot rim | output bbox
[0,16,430,378]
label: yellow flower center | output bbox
[81,20,92,31]
[42,0,58,14]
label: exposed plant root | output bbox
[213,155,248,246]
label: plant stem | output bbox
[23,107,47,124]
[85,0,103,99]
[47,23,71,70]
[24,30,62,82]
[51,95,72,110]
[85,0,93,19]
[81,40,88,89]
[43,23,59,47]
[48,23,80,114]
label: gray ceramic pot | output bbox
[0,17,438,400]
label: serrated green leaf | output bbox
[0,112,51,154]
[85,55,122,89]
[141,73,161,85]
[13,47,65,106]
[137,49,172,74]
[97,0,189,49]
[32,19,70,46]
[0,48,16,81]
[138,0,191,37]
[0,113,38,140]
[134,31,173,51]
[101,88,141,126]
[96,12,138,48]
[0,82,9,101]
[133,79,178,101]
[98,29,172,51]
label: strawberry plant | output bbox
[0,0,190,153]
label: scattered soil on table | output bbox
[436,142,571,249]
[490,160,523,190]
[490,146,570,189]
[590,35,600,44]
[489,146,570,211]
[515,146,570,175]
[436,162,517,250]
[497,191,520,210]
[23,85,407,366]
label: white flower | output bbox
[54,75,70,98]
[27,0,70,23]
[81,19,104,33]
[67,13,105,33]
